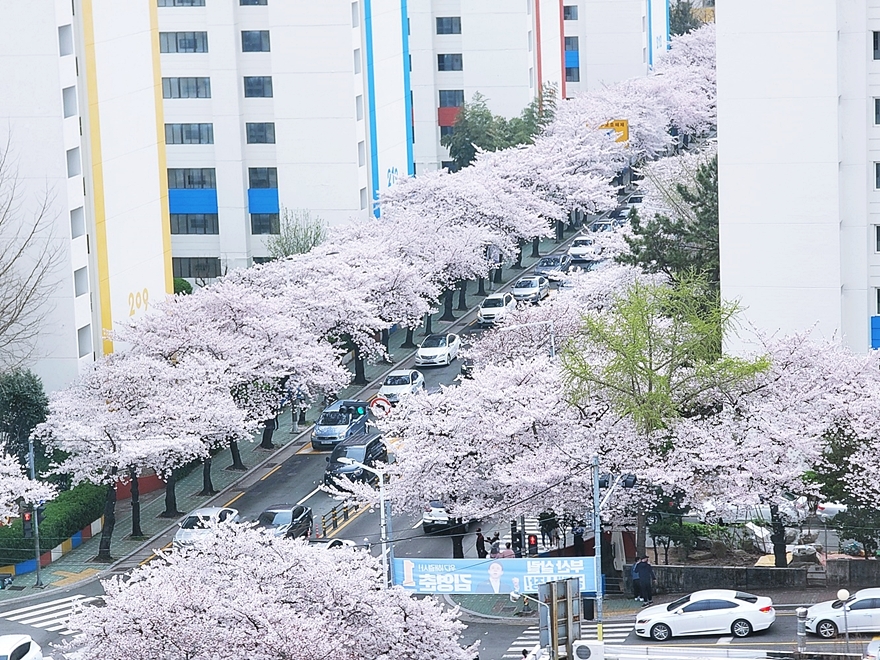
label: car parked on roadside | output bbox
[477,292,516,326]
[311,399,373,450]
[256,504,313,540]
[567,237,602,264]
[324,432,388,488]
[806,588,880,638]
[635,589,776,641]
[422,500,450,534]
[512,276,550,303]
[415,333,461,367]
[863,637,880,660]
[0,636,42,660]
[378,369,425,404]
[534,254,571,281]
[173,506,240,549]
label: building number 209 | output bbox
[128,288,150,316]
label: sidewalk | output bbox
[0,236,572,605]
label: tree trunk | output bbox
[440,289,455,322]
[401,327,416,348]
[493,265,503,284]
[129,467,143,538]
[636,511,647,559]
[381,328,390,353]
[770,505,788,568]
[450,518,466,558]
[476,277,488,297]
[423,312,433,335]
[555,219,565,242]
[260,418,277,449]
[513,242,525,269]
[228,440,247,471]
[353,346,367,385]
[531,237,541,258]
[199,456,217,496]
[97,474,117,561]
[159,470,183,518]
[456,281,468,310]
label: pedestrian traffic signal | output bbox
[527,534,538,555]
[35,506,45,525]
[22,511,33,539]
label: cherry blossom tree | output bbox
[0,453,55,523]
[66,524,475,660]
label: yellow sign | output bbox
[599,119,629,142]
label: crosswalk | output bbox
[0,595,98,636]
[500,623,634,659]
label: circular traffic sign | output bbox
[369,395,392,418]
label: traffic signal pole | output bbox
[592,454,603,641]
[28,438,43,587]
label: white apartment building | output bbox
[716,0,880,353]
[409,0,669,172]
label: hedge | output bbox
[0,482,109,565]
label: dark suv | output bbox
[256,504,313,539]
[324,433,388,488]
[311,400,373,450]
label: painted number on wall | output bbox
[128,288,150,316]
[386,166,399,187]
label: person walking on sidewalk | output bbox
[499,542,516,559]
[635,556,656,605]
[475,528,488,559]
[489,532,501,559]
[631,560,642,601]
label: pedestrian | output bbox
[634,556,656,606]
[522,650,529,660]
[549,525,560,548]
[631,560,642,601]
[489,533,501,559]
[573,523,585,556]
[475,528,488,559]
[499,542,516,559]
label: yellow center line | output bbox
[224,492,245,507]
[139,542,171,565]
[260,464,282,481]
[326,506,371,537]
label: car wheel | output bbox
[423,525,433,535]
[650,623,672,642]
[646,512,661,526]
[731,619,752,638]
[816,620,837,639]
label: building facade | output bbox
[716,0,877,354]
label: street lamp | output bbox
[510,591,552,660]
[837,588,851,654]
[336,457,392,587]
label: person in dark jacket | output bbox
[631,560,642,601]
[634,556,656,605]
[475,528,488,559]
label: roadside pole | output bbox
[591,454,603,641]
[28,437,43,588]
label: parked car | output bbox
[534,254,571,281]
[806,588,880,638]
[697,499,805,526]
[567,237,602,263]
[0,636,42,660]
[324,432,388,488]
[590,220,615,232]
[173,506,240,548]
[815,500,847,521]
[415,333,461,367]
[256,504,313,540]
[863,638,880,660]
[311,399,372,450]
[422,500,450,534]
[512,276,550,303]
[477,292,516,326]
[378,369,425,404]
[635,589,776,641]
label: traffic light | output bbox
[22,511,33,539]
[35,506,45,525]
[527,534,538,556]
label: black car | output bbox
[324,433,388,488]
[256,504,313,540]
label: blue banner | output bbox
[392,557,596,595]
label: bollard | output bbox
[331,508,338,530]
[796,606,807,654]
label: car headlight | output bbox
[352,468,363,476]
[636,618,651,624]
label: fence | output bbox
[320,502,361,535]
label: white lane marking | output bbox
[411,519,423,529]
[0,595,87,618]
[297,485,322,505]
[716,636,733,645]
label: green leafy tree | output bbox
[669,0,704,36]
[173,277,192,295]
[266,207,328,258]
[618,155,719,288]
[0,369,48,465]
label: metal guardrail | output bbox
[320,502,361,535]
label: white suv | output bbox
[477,292,516,326]
[422,500,450,534]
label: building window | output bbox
[168,168,216,189]
[158,0,205,6]
[70,207,85,238]
[437,54,463,71]
[165,123,214,144]
[253,256,274,264]
[163,77,211,98]
[62,86,77,118]
[77,325,92,358]
[353,48,361,74]
[242,30,270,52]
[251,213,280,234]
[875,98,880,124]
[170,213,219,234]
[241,0,267,4]
[359,187,368,210]
[876,162,880,189]
[441,161,458,172]
[159,31,208,53]
[564,36,579,51]
[439,90,465,107]
[58,24,73,56]
[436,17,461,34]
[244,76,273,97]
[248,167,277,188]
[875,32,880,60]
[357,140,365,167]
[66,148,81,177]
[74,267,89,297]
[876,225,880,252]
[351,1,359,27]
[565,67,580,82]
[356,95,364,120]
[440,126,454,138]
[246,122,276,143]
[172,257,221,279]
[563,5,578,19]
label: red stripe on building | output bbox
[438,106,461,127]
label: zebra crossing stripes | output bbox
[501,623,634,659]
[0,595,98,635]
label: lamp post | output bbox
[837,588,850,654]
[337,457,392,587]
[511,591,553,660]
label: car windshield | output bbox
[422,336,447,348]
[318,411,349,426]
[384,375,410,386]
[538,257,560,266]
[337,445,366,462]
[667,595,691,612]
[482,298,504,308]
[515,280,537,289]
[258,510,291,526]
[180,515,209,530]
[572,239,593,247]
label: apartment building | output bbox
[716,0,880,353]
[409,0,669,172]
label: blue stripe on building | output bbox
[401,0,414,176]
[168,189,218,214]
[364,0,381,217]
[647,0,654,68]
[247,188,280,214]
[870,316,880,349]
[565,50,579,68]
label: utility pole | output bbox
[28,437,43,588]
[591,454,603,641]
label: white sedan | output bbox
[378,369,425,403]
[806,588,880,638]
[415,333,461,367]
[635,590,775,641]
[173,506,240,548]
[477,292,516,326]
[0,636,42,660]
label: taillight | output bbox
[817,504,825,511]
[424,504,432,512]
[759,606,773,613]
